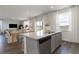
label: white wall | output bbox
[43,12,56,32]
[77,6,79,42]
[2,19,22,31]
[70,6,78,43]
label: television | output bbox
[9,24,17,28]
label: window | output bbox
[35,19,43,31]
[56,10,71,31]
[58,11,71,26]
[36,21,42,27]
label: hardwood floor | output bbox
[54,41,79,54]
[0,34,79,54]
[0,35,23,54]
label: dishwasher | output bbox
[39,36,51,54]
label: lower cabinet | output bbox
[51,34,56,52]
[51,32,62,53]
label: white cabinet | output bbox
[24,37,39,54]
[55,32,62,48]
[51,34,56,52]
[51,32,62,52]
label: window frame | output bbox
[56,10,71,32]
[35,17,43,31]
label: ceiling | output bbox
[0,5,71,20]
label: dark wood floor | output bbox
[0,35,23,54]
[0,34,79,54]
[54,41,79,54]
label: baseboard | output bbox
[62,40,79,44]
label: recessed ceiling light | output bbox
[50,6,54,8]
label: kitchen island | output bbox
[20,31,62,54]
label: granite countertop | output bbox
[19,31,61,40]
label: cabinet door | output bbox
[55,32,62,48]
[55,34,59,48]
[51,34,56,52]
[58,32,62,45]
